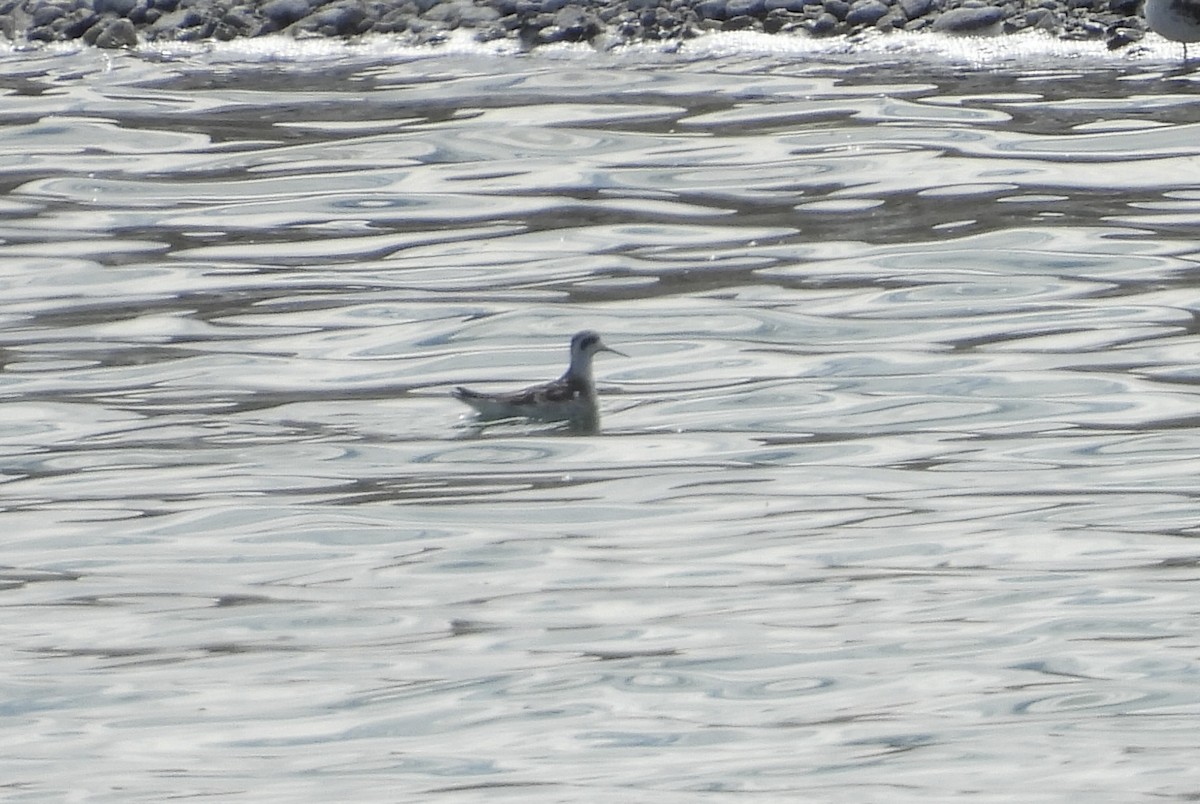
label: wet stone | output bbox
[95,0,137,15]
[763,7,799,29]
[31,5,64,26]
[823,0,850,20]
[554,4,601,38]
[930,5,1005,31]
[58,8,100,36]
[695,0,729,19]
[898,0,933,19]
[93,16,137,46]
[304,3,368,35]
[808,9,838,30]
[1105,22,1141,45]
[262,0,311,27]
[1024,7,1060,29]
[722,12,758,26]
[147,7,200,36]
[846,0,888,25]
[0,0,1157,50]
[426,2,501,25]
[726,0,766,15]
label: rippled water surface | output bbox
[4,34,1200,802]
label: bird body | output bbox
[452,331,625,428]
[1145,0,1200,60]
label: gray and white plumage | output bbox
[452,330,626,427]
[1145,0,1200,61]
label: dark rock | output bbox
[898,0,933,19]
[95,0,137,16]
[876,11,905,29]
[176,21,213,39]
[93,16,137,46]
[31,5,63,26]
[0,0,1152,50]
[371,11,406,32]
[475,21,508,38]
[551,4,601,38]
[465,4,504,24]
[533,23,566,41]
[221,8,260,35]
[1069,18,1106,36]
[846,0,889,25]
[807,9,838,31]
[516,11,555,44]
[54,8,99,37]
[148,7,201,36]
[426,2,501,25]
[1105,22,1142,46]
[126,3,150,24]
[763,7,800,29]
[823,0,850,20]
[498,11,524,29]
[307,2,368,35]
[695,0,728,19]
[929,5,1005,32]
[262,0,311,27]
[722,12,759,26]
[727,0,766,15]
[1024,7,1060,29]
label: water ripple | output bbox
[5,45,1200,803]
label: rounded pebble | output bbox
[0,0,1153,49]
[93,17,138,47]
[262,0,311,27]
[94,0,138,16]
[929,5,1006,32]
[846,0,889,25]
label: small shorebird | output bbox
[1144,0,1200,61]
[452,330,626,427]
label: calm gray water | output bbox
[3,32,1200,802]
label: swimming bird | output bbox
[452,330,626,427]
[1144,0,1200,62]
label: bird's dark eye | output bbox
[579,334,597,349]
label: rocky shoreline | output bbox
[0,0,1149,52]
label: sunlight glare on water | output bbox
[1,36,1200,802]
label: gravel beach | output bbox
[0,0,1150,52]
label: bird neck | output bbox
[565,352,594,384]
